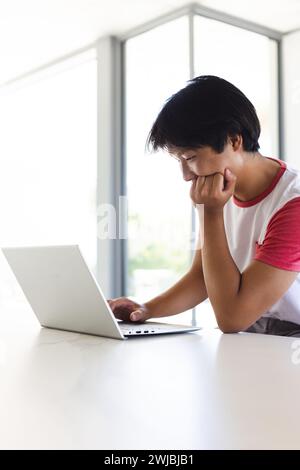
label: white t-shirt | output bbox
[223,157,300,325]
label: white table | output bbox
[0,300,300,450]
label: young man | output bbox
[109,75,300,336]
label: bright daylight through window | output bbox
[0,50,97,310]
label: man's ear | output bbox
[229,134,243,151]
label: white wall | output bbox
[283,30,300,168]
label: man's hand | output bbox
[107,297,151,323]
[190,168,237,210]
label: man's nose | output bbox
[181,161,196,182]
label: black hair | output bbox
[146,75,261,154]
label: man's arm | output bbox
[144,244,208,318]
[202,206,298,333]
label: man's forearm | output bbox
[144,269,207,318]
[201,205,241,328]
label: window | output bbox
[194,16,278,156]
[125,17,193,317]
[0,50,97,308]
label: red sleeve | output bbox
[254,197,300,272]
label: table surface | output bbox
[0,299,300,450]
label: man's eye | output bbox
[186,156,196,162]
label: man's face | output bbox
[169,142,240,182]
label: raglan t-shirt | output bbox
[223,157,300,326]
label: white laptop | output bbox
[2,245,201,340]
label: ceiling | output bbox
[0,0,300,85]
